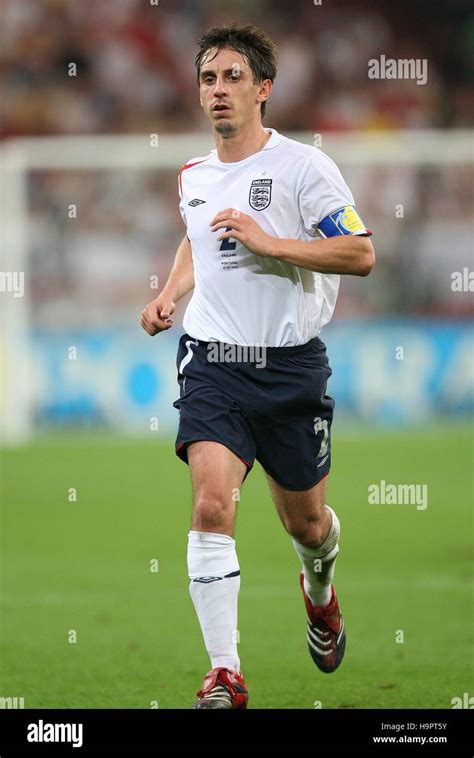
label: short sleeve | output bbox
[178,171,187,227]
[298,150,371,238]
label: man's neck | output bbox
[214,123,271,163]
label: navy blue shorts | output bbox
[173,333,335,490]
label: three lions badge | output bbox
[249,179,272,211]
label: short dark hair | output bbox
[195,24,278,118]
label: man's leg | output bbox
[267,473,345,673]
[187,441,247,681]
[266,474,339,608]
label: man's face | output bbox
[199,47,267,134]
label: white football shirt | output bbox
[178,128,370,347]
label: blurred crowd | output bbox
[2,0,473,326]
[1,0,473,138]
[27,160,473,327]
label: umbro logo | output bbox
[188,198,206,207]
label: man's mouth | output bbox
[212,104,231,113]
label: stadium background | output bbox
[0,0,472,709]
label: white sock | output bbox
[187,530,241,673]
[292,505,340,607]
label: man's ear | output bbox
[257,79,272,106]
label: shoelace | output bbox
[200,684,232,706]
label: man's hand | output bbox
[212,208,375,276]
[210,208,277,257]
[140,294,175,336]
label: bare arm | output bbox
[160,234,194,302]
[268,234,375,276]
[140,234,194,336]
[210,208,375,277]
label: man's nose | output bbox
[212,77,227,96]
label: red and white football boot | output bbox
[299,570,346,673]
[193,667,248,709]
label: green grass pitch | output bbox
[0,423,472,709]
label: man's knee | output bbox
[287,509,329,548]
[192,492,235,532]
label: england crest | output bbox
[249,178,272,211]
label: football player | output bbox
[141,23,375,709]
